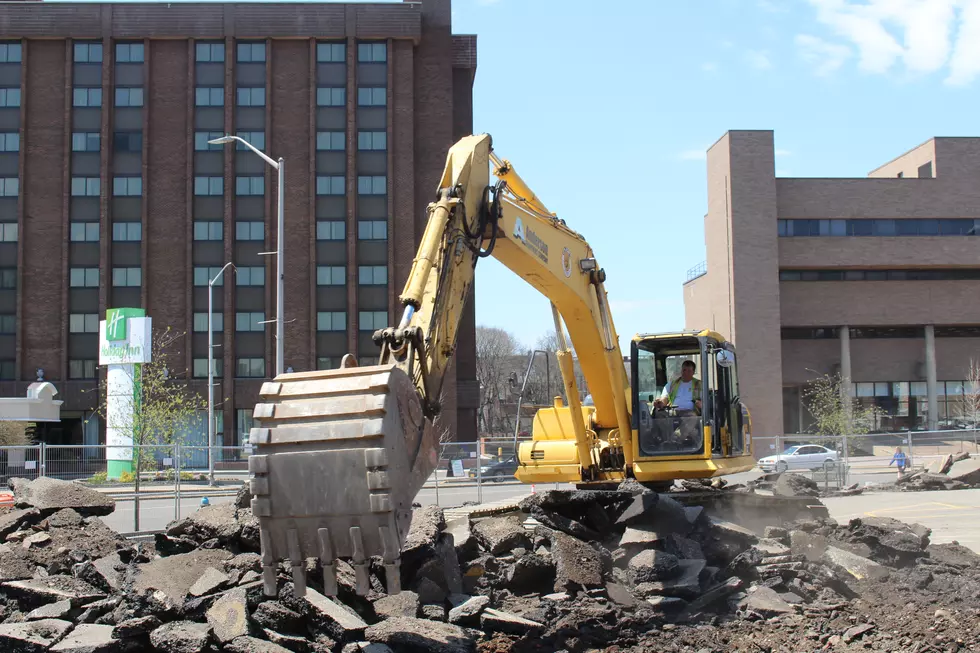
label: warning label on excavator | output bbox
[512,217,548,264]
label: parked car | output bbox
[758,444,839,473]
[468,455,519,482]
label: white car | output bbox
[758,444,839,473]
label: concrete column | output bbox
[925,325,938,431]
[840,326,852,430]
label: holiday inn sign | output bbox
[99,308,152,365]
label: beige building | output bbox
[683,131,980,444]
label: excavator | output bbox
[245,133,801,600]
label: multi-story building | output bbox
[0,0,480,447]
[684,131,980,443]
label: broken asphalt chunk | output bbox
[48,623,118,653]
[302,587,367,642]
[364,617,476,653]
[10,478,115,518]
[471,516,530,555]
[0,618,73,652]
[205,587,250,643]
[148,620,211,653]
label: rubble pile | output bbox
[890,452,980,491]
[0,476,976,652]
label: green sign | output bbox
[105,308,144,342]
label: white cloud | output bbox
[796,33,851,75]
[679,149,707,161]
[701,61,719,73]
[746,49,773,69]
[800,0,980,84]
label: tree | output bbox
[89,327,209,473]
[475,326,521,436]
[962,358,980,451]
[801,372,886,454]
[0,421,33,446]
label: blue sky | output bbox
[445,0,980,353]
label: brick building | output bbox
[684,131,980,444]
[0,0,480,448]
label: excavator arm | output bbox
[247,133,631,599]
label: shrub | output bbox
[119,470,135,483]
[88,471,108,484]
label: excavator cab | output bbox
[629,331,755,482]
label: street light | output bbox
[208,134,285,378]
[208,262,236,486]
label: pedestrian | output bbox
[889,446,908,479]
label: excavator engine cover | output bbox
[247,364,437,599]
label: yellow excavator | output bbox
[246,133,766,599]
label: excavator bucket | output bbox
[247,364,438,599]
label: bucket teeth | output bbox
[322,561,338,597]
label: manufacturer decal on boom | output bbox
[512,217,549,264]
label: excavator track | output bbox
[247,363,437,599]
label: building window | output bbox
[72,88,101,107]
[358,220,386,240]
[316,220,344,240]
[357,87,386,106]
[0,268,15,289]
[357,175,386,195]
[357,131,386,151]
[236,357,265,378]
[69,267,99,287]
[114,131,142,152]
[0,360,13,380]
[779,268,980,282]
[193,358,222,378]
[0,132,18,152]
[235,131,264,150]
[236,266,264,286]
[359,311,387,331]
[112,267,141,287]
[193,312,223,332]
[195,87,224,107]
[237,42,266,63]
[235,176,264,196]
[236,87,265,107]
[778,217,980,238]
[317,42,345,62]
[115,43,144,63]
[194,176,223,195]
[114,87,144,107]
[235,221,263,241]
[316,131,344,151]
[113,177,142,196]
[0,43,22,63]
[193,266,225,286]
[194,131,223,151]
[316,266,345,285]
[71,177,99,197]
[0,88,20,108]
[316,87,345,107]
[316,176,344,195]
[195,42,225,63]
[235,311,265,332]
[70,222,99,242]
[0,178,17,197]
[358,265,387,285]
[112,222,141,241]
[358,43,386,63]
[73,42,103,63]
[69,359,97,380]
[317,311,346,331]
[0,223,17,242]
[194,221,223,241]
[316,357,335,370]
[0,314,14,334]
[72,132,100,152]
[69,313,99,333]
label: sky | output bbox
[442,0,980,353]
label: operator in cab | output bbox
[653,360,702,444]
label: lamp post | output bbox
[208,134,285,377]
[208,262,235,486]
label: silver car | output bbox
[758,444,839,473]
